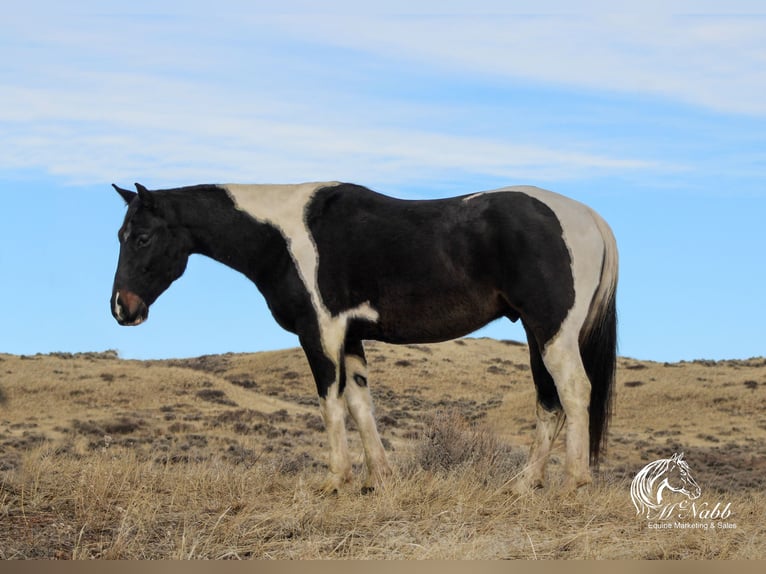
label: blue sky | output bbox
[1,1,764,362]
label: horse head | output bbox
[111,183,193,326]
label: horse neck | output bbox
[167,186,283,283]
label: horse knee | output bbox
[345,354,377,414]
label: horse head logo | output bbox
[631,452,702,518]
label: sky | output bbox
[1,1,764,363]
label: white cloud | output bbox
[270,10,766,116]
[1,2,759,189]
[0,57,659,187]
[0,92,660,188]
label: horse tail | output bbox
[580,211,619,466]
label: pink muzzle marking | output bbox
[114,289,148,325]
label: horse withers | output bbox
[111,181,618,494]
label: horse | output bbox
[631,453,702,518]
[110,181,618,494]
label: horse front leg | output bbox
[344,340,391,493]
[300,335,352,494]
[319,385,353,494]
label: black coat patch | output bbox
[306,184,574,347]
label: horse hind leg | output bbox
[343,340,391,493]
[540,330,593,491]
[514,329,566,494]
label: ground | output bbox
[1,338,764,559]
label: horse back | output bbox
[307,184,578,344]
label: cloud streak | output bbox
[272,9,766,116]
[1,2,762,192]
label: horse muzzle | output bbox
[112,289,149,326]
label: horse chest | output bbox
[223,182,379,355]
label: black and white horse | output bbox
[110,181,618,493]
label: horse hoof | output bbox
[510,478,544,496]
[318,479,342,496]
[562,476,592,493]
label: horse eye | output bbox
[135,234,152,248]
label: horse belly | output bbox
[369,288,505,344]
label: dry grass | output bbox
[1,339,765,559]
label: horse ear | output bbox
[134,183,155,211]
[113,183,137,205]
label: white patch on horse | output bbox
[113,292,124,321]
[222,182,379,361]
[121,222,132,242]
[318,392,352,491]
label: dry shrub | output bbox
[406,409,526,483]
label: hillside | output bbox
[1,338,765,558]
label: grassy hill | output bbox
[1,338,764,558]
